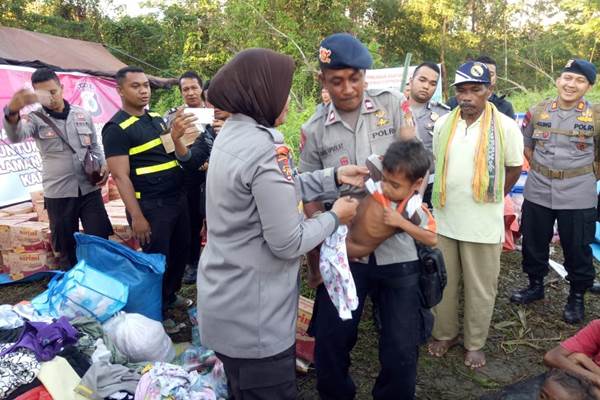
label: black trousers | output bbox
[45,189,112,268]
[521,199,596,292]
[216,345,296,400]
[308,256,433,400]
[132,194,190,306]
[184,181,205,266]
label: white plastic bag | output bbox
[102,312,175,363]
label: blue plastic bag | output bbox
[31,260,129,322]
[75,233,166,321]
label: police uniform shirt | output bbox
[4,104,104,198]
[300,88,420,265]
[102,110,183,200]
[300,88,405,176]
[413,101,450,153]
[198,113,340,358]
[523,99,597,210]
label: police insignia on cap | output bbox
[319,47,332,64]
[430,112,439,122]
[565,59,574,68]
[470,64,485,77]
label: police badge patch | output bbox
[275,145,293,181]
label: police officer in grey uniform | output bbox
[3,68,112,268]
[196,48,365,400]
[510,59,599,324]
[408,62,450,206]
[301,33,431,400]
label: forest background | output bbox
[1,0,599,156]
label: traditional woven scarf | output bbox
[432,102,505,208]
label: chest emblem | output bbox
[376,118,390,127]
[539,112,550,120]
[577,109,593,123]
[375,110,386,118]
[576,142,588,151]
[542,131,550,139]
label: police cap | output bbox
[562,59,596,85]
[451,61,491,86]
[318,33,373,70]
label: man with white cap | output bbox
[427,61,523,369]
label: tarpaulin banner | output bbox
[0,65,121,207]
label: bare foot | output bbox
[427,337,459,358]
[464,349,486,369]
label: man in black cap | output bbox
[428,61,523,369]
[447,55,516,120]
[510,59,599,324]
[300,32,429,400]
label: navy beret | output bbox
[562,59,596,84]
[319,33,373,70]
[451,61,491,86]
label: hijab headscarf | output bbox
[207,48,295,127]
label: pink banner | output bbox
[0,65,121,207]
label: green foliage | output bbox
[279,97,318,161]
[510,85,600,113]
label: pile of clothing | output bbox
[0,305,228,400]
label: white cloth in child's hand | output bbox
[319,226,358,320]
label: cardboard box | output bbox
[29,190,44,204]
[10,221,51,246]
[296,295,315,366]
[160,131,200,154]
[4,250,56,277]
[108,177,121,201]
[33,199,48,223]
[101,183,109,203]
[0,217,35,250]
[1,202,34,215]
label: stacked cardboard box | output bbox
[0,213,56,279]
[105,199,139,249]
[296,295,315,372]
[107,177,121,201]
[29,190,48,223]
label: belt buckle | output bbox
[549,169,564,179]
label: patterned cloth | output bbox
[319,226,358,320]
[0,343,40,399]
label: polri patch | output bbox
[276,145,293,181]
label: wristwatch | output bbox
[3,105,18,119]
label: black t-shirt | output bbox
[102,110,183,200]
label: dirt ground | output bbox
[1,248,597,400]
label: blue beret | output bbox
[562,59,596,84]
[319,33,372,70]
[451,61,491,86]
